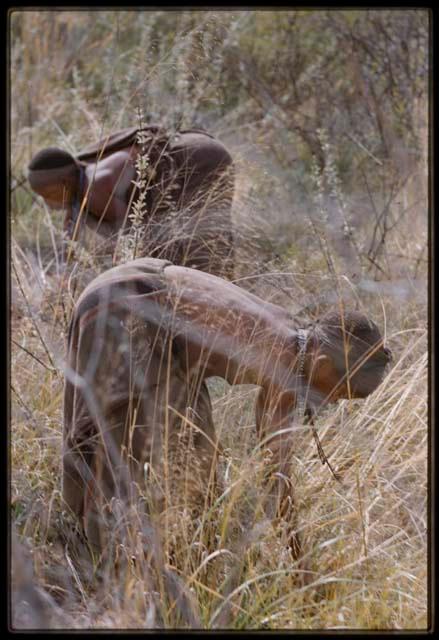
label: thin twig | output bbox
[11,383,35,421]
[11,259,58,374]
[355,465,368,558]
[11,338,57,374]
[345,131,383,166]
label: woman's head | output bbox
[309,310,392,401]
[28,147,80,207]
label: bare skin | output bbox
[67,259,391,564]
[81,147,138,227]
[35,148,137,234]
[31,132,234,235]
[29,130,235,275]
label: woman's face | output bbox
[39,182,73,208]
[28,164,77,209]
[308,341,391,404]
[308,352,349,404]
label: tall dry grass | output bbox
[9,10,429,630]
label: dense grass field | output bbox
[9,10,429,630]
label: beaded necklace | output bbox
[295,327,342,483]
[295,328,309,422]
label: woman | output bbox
[27,126,235,277]
[63,257,392,556]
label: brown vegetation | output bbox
[10,9,429,630]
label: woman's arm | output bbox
[85,150,137,227]
[256,386,297,470]
[256,386,302,558]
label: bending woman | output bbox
[63,257,392,555]
[27,126,235,278]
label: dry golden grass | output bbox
[9,10,429,631]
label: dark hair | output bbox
[316,310,391,397]
[28,147,77,172]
